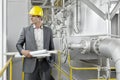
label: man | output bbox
[16,6,55,80]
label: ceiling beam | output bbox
[80,0,107,20]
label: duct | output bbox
[92,38,120,80]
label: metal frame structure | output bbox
[80,0,107,20]
[111,0,120,19]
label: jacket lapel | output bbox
[29,25,37,50]
[43,26,47,49]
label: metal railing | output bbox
[67,53,98,80]
[0,56,13,80]
[67,53,116,80]
[0,51,116,80]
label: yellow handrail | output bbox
[0,56,13,77]
[21,51,62,80]
[22,58,24,80]
[54,63,70,79]
[89,78,116,80]
[68,53,98,70]
[67,53,116,80]
[0,51,115,80]
[68,53,99,80]
[10,58,13,80]
[19,51,116,80]
[58,50,61,80]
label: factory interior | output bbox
[1,0,120,80]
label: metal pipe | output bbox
[106,58,111,80]
[74,0,80,34]
[62,0,65,8]
[70,34,120,38]
[92,38,120,80]
[107,0,111,35]
[51,0,55,23]
[68,43,83,49]
[68,38,120,79]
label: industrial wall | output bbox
[7,0,30,80]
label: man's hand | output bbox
[21,50,32,58]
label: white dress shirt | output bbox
[33,24,43,50]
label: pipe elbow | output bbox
[91,38,120,80]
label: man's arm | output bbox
[16,28,25,55]
[16,28,32,57]
[49,28,54,50]
[49,28,55,62]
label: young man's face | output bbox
[30,15,42,24]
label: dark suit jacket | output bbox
[16,25,54,73]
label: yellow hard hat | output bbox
[29,6,43,17]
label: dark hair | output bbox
[37,16,43,20]
[31,15,43,20]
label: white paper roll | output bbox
[30,50,47,55]
[48,50,58,54]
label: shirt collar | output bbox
[33,24,43,29]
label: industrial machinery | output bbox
[4,0,120,80]
[50,0,120,80]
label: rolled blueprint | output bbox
[48,50,58,54]
[30,49,47,55]
[6,50,57,58]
